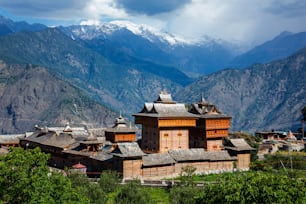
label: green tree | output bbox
[195,172,306,204]
[114,180,155,204]
[170,185,201,204]
[98,170,120,193]
[179,165,196,187]
[0,147,88,204]
[68,172,107,204]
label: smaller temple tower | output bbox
[105,114,138,143]
[189,97,231,151]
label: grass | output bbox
[145,187,170,204]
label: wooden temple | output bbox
[134,91,197,153]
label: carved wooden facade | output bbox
[189,97,231,151]
[134,93,197,153]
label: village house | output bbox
[19,92,254,179]
[256,130,305,159]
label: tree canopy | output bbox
[0,147,88,204]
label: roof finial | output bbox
[201,93,206,103]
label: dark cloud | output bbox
[115,0,191,15]
[0,0,86,16]
[266,1,306,18]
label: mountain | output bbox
[175,47,306,133]
[0,61,117,134]
[60,22,237,75]
[0,15,46,36]
[230,31,306,68]
[0,27,189,118]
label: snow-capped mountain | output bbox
[63,20,202,45]
[60,21,237,75]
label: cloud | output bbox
[115,0,191,16]
[265,0,306,18]
[159,0,306,45]
[0,0,86,17]
[0,0,127,22]
[0,0,305,46]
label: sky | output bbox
[0,0,306,46]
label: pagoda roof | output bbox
[154,91,176,104]
[0,134,25,144]
[105,114,137,133]
[189,97,231,118]
[135,103,196,118]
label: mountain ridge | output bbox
[0,15,305,134]
[0,61,117,133]
[0,27,189,118]
[230,31,306,68]
[175,47,306,132]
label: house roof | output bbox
[47,125,88,137]
[22,130,77,149]
[168,149,235,162]
[63,149,113,161]
[142,153,175,167]
[225,138,255,151]
[0,134,25,144]
[112,142,145,158]
[21,124,107,150]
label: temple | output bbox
[18,91,254,179]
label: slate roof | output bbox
[21,125,99,149]
[88,128,106,137]
[105,114,138,133]
[63,149,113,161]
[154,92,176,104]
[48,126,88,138]
[142,153,175,167]
[168,149,235,162]
[189,97,231,118]
[0,134,25,144]
[225,138,255,151]
[23,130,77,149]
[112,142,145,158]
[135,103,196,118]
